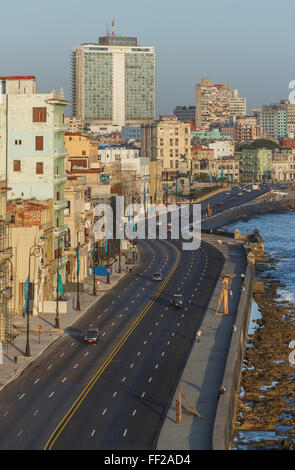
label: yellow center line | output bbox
[44,240,181,450]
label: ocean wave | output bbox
[276,288,295,304]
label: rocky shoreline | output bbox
[233,266,295,450]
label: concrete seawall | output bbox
[212,262,254,449]
[202,197,295,231]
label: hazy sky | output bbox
[1,0,295,116]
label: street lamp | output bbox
[55,234,64,329]
[92,236,96,296]
[25,243,44,357]
[76,240,81,311]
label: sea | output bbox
[225,211,295,449]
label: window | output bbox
[13,160,21,172]
[36,162,43,174]
[35,136,44,151]
[56,191,60,201]
[82,151,86,156]
[33,107,47,123]
[15,140,22,145]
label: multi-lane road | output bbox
[0,185,270,450]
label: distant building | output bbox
[195,78,231,130]
[72,29,155,127]
[272,148,295,181]
[240,148,273,181]
[230,89,247,121]
[121,124,142,141]
[208,140,235,159]
[173,106,196,123]
[64,116,83,133]
[257,105,287,140]
[141,116,191,180]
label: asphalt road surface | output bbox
[0,186,269,449]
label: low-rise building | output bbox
[272,148,295,181]
[240,148,273,181]
[208,139,235,159]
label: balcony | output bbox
[54,174,67,184]
[53,225,68,237]
[54,122,68,132]
[54,149,67,158]
[54,199,68,210]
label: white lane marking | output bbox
[149,331,152,336]
[177,323,180,327]
[84,351,89,357]
[102,332,106,336]
[148,377,152,383]
[97,315,101,319]
[47,364,52,370]
[89,323,93,327]
[155,322,159,326]
[131,299,135,303]
[70,342,75,347]
[113,391,117,398]
[17,429,23,438]
[59,353,64,358]
[91,429,96,437]
[144,340,147,345]
[2,411,8,417]
[19,394,25,400]
[104,308,108,312]
[172,332,175,336]
[125,307,129,311]
[112,300,115,304]
[132,409,137,416]
[61,377,67,383]
[137,351,141,356]
[155,364,159,369]
[122,377,126,382]
[130,363,134,368]
[34,379,40,385]
[33,410,39,416]
[73,363,78,369]
[102,408,107,415]
[141,392,145,398]
[111,322,115,327]
[49,392,55,398]
[167,341,170,346]
[123,429,128,437]
[161,352,165,357]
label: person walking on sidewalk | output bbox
[196,329,202,342]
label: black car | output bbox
[152,273,162,282]
[84,328,100,344]
[170,294,184,308]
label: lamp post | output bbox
[55,234,64,329]
[76,239,81,311]
[25,244,44,357]
[92,236,96,296]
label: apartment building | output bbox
[257,105,287,140]
[195,78,231,130]
[230,89,247,121]
[0,76,69,297]
[272,148,295,181]
[141,116,191,180]
[240,148,273,181]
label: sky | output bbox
[1,0,295,117]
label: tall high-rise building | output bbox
[72,30,156,127]
[195,78,231,130]
[230,89,247,121]
[257,105,287,140]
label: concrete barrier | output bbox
[212,261,254,450]
[202,198,295,231]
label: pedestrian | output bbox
[233,324,237,332]
[241,283,245,291]
[196,329,202,342]
[229,289,233,298]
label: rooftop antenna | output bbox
[112,18,115,37]
[106,22,110,37]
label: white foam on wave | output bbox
[276,288,295,304]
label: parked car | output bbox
[84,328,100,344]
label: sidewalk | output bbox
[0,262,135,393]
[156,233,247,450]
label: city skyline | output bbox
[1,0,295,117]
